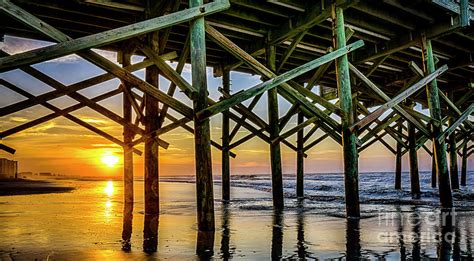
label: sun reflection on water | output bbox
[104,181,114,197]
[103,181,114,220]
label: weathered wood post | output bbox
[121,48,134,251]
[143,29,160,252]
[448,95,460,190]
[395,121,403,190]
[422,36,453,208]
[266,40,284,209]
[333,4,360,217]
[461,142,467,186]
[431,145,437,188]
[190,0,215,231]
[222,68,231,201]
[407,105,421,199]
[296,113,304,198]
[271,209,284,260]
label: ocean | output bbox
[0,171,473,259]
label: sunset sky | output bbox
[0,35,471,177]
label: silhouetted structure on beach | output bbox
[0,158,18,179]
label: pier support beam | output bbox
[432,145,437,188]
[222,68,231,201]
[448,113,460,190]
[121,49,134,251]
[266,42,284,209]
[422,37,453,208]
[395,121,403,190]
[461,142,468,186]
[408,111,421,199]
[296,113,304,198]
[333,4,360,217]
[190,0,215,231]
[143,30,160,252]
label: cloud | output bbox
[0,36,119,65]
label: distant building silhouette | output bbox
[0,158,18,179]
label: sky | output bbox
[0,35,472,177]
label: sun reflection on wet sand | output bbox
[102,181,115,220]
[2,181,474,259]
[104,181,114,197]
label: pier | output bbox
[0,0,473,252]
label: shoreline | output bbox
[0,178,75,196]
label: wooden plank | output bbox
[139,44,197,98]
[303,133,329,152]
[228,93,264,141]
[0,143,15,154]
[352,64,447,132]
[0,0,230,72]
[273,116,318,144]
[437,104,474,143]
[359,113,401,145]
[197,32,364,120]
[349,64,431,137]
[278,28,354,131]
[277,30,307,73]
[357,102,406,147]
[333,5,359,218]
[18,62,147,136]
[157,34,190,127]
[205,24,362,138]
[268,0,357,44]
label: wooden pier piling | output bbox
[395,121,403,190]
[422,37,453,208]
[222,68,231,201]
[121,49,134,250]
[190,0,215,231]
[143,28,160,252]
[432,146,437,188]
[408,114,421,199]
[448,112,460,190]
[333,4,360,218]
[461,142,468,187]
[266,42,284,209]
[296,112,305,198]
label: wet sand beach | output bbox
[0,172,473,260]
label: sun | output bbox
[101,155,119,168]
